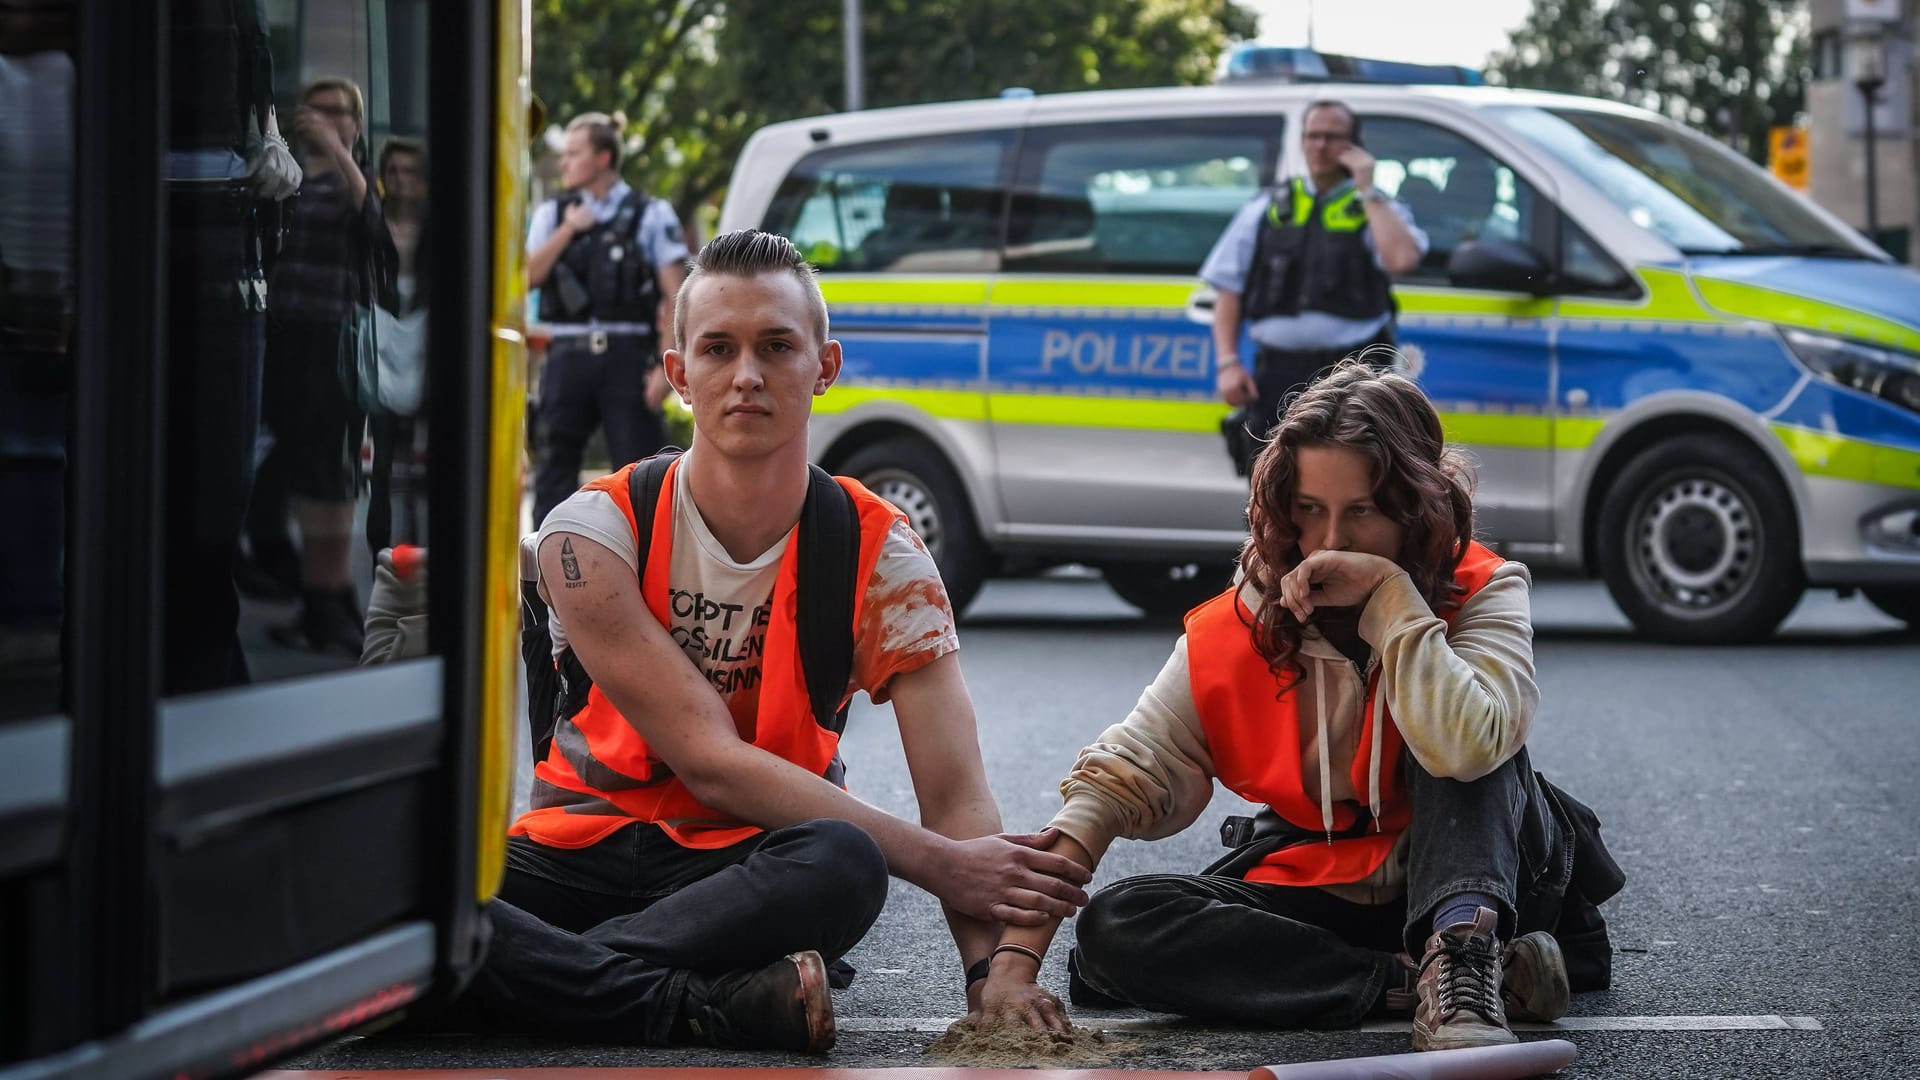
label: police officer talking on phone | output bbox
[527,111,689,526]
[1201,99,1427,476]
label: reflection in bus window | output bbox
[162,0,293,693]
[0,0,74,720]
[159,0,434,688]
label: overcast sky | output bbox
[1243,0,1536,69]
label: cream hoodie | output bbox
[1048,562,1537,903]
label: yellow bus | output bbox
[0,0,529,1074]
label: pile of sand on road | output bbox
[922,1018,1139,1067]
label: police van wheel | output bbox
[1863,587,1920,629]
[1596,434,1803,644]
[1103,562,1235,618]
[840,439,989,617]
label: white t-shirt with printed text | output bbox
[538,464,959,734]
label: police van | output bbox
[718,82,1920,643]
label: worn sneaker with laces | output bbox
[682,950,836,1053]
[1411,906,1515,1051]
[1503,929,1570,1023]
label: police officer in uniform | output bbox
[527,111,688,526]
[1202,99,1427,475]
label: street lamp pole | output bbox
[1863,81,1879,240]
[843,0,864,112]
[1850,29,1886,244]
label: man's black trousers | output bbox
[533,335,668,527]
[1227,332,1396,475]
[460,819,888,1045]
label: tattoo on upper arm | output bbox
[560,538,587,588]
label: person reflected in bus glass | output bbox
[243,76,390,658]
[365,136,428,554]
[1204,100,1427,476]
[0,0,75,710]
[160,0,299,693]
[525,111,687,529]
[437,230,1091,1052]
[972,362,1622,1052]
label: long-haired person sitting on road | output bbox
[973,359,1622,1051]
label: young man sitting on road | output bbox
[459,229,1090,1052]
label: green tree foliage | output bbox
[531,0,1257,232]
[1486,0,1810,164]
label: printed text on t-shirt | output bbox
[670,589,773,694]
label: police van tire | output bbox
[1863,587,1920,629]
[1103,561,1235,618]
[1596,433,1803,644]
[840,440,989,617]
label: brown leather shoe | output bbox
[684,950,836,1053]
[1411,906,1516,1051]
[1503,929,1570,1022]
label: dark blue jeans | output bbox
[462,818,888,1045]
[532,337,667,528]
[1070,747,1558,1029]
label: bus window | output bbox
[3,0,510,1070]
[152,0,436,694]
[0,0,74,724]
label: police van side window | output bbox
[1004,118,1279,276]
[1561,216,1639,297]
[1360,117,1540,283]
[761,132,1012,274]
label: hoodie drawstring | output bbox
[1367,665,1385,832]
[1314,660,1334,845]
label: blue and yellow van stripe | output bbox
[815,269,1920,490]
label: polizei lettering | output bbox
[1039,329,1210,380]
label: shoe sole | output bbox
[787,950,837,1053]
[1504,931,1570,1023]
[1411,1021,1519,1052]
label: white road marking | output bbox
[836,1015,1826,1034]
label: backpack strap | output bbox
[625,448,683,575]
[796,465,861,736]
[542,453,856,768]
[545,449,678,742]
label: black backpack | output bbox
[522,450,862,767]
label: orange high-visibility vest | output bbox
[511,457,905,850]
[1184,542,1504,887]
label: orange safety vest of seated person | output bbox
[512,457,905,850]
[1184,542,1503,887]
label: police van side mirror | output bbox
[1447,240,1554,297]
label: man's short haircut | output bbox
[565,111,624,172]
[1303,98,1361,144]
[674,229,830,347]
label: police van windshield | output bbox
[1487,105,1876,259]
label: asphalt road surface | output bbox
[291,575,1920,1077]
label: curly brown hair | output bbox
[1238,358,1476,689]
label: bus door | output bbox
[0,0,521,1074]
